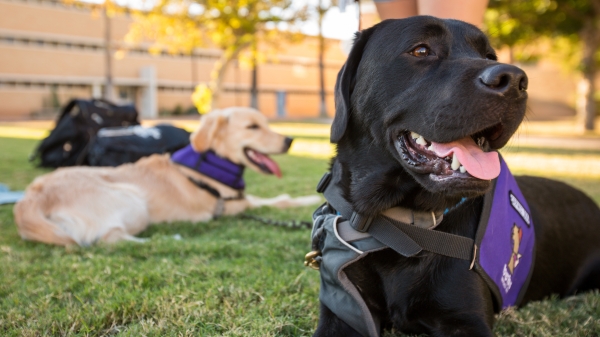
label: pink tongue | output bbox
[429,136,500,180]
[253,152,282,178]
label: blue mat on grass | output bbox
[0,184,24,205]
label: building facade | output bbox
[0,0,350,119]
[0,0,588,121]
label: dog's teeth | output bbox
[411,132,420,140]
[416,136,427,146]
[451,153,461,170]
[459,165,466,173]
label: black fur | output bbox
[314,17,600,337]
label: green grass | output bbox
[1,136,600,336]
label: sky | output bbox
[292,0,360,40]
[86,0,362,41]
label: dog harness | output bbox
[307,156,536,337]
[171,144,245,216]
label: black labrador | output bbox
[312,16,600,337]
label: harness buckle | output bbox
[469,244,478,270]
[316,172,332,193]
[350,212,374,233]
[214,199,225,218]
[304,250,322,270]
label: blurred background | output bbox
[1,2,600,335]
[0,0,598,129]
[0,0,358,119]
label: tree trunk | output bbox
[191,51,197,91]
[576,75,596,131]
[103,7,114,102]
[209,45,246,110]
[250,43,259,109]
[250,63,258,109]
[578,21,600,131]
[318,1,328,118]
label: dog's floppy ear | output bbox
[190,111,227,152]
[331,27,377,143]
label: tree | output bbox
[250,42,259,109]
[65,0,120,101]
[315,0,340,118]
[103,6,114,101]
[485,0,600,131]
[126,0,306,113]
[316,0,328,118]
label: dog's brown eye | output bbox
[409,46,431,57]
[247,124,260,130]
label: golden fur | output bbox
[14,107,320,246]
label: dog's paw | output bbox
[246,194,321,208]
[290,195,322,207]
[123,235,148,243]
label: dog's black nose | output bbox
[478,64,528,94]
[283,137,294,151]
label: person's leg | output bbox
[417,0,489,27]
[374,0,418,21]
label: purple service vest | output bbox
[475,157,536,309]
[171,145,245,190]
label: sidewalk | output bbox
[0,118,599,152]
[506,135,600,151]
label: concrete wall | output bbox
[0,0,347,119]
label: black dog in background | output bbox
[312,17,600,337]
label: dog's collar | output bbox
[186,176,245,217]
[316,163,450,230]
[171,144,245,190]
[314,161,475,262]
[382,206,444,229]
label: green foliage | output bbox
[484,0,599,68]
[484,2,534,49]
[486,0,594,41]
[172,104,184,115]
[50,85,61,110]
[126,0,307,110]
[126,0,306,54]
[485,0,600,131]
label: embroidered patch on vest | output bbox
[509,191,531,226]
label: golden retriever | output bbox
[14,107,320,246]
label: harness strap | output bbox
[187,176,244,217]
[384,216,476,260]
[319,166,476,262]
[188,177,221,198]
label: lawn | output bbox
[1,123,600,336]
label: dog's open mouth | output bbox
[395,124,504,180]
[244,148,282,178]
